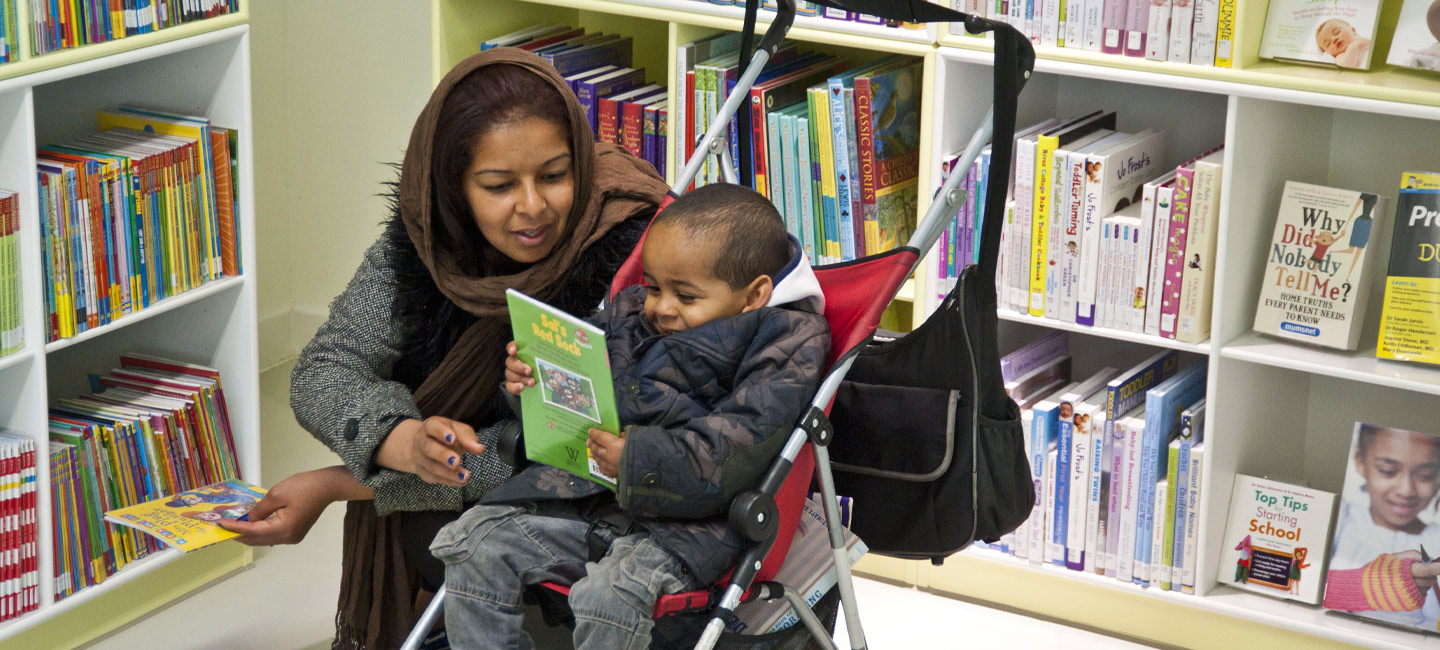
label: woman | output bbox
[222,48,669,648]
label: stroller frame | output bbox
[401,3,1032,649]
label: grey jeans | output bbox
[431,503,700,650]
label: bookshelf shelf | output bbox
[0,12,248,88]
[42,276,247,355]
[997,311,1213,355]
[1219,332,1440,399]
[0,349,32,374]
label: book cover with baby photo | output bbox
[507,289,621,487]
[1259,0,1382,69]
[103,479,266,553]
[1387,0,1440,72]
[1218,474,1336,604]
[1323,423,1440,632]
[1253,181,1386,351]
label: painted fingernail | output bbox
[448,456,456,466]
[446,434,454,443]
[458,471,467,481]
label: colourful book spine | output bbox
[657,107,667,181]
[828,77,856,260]
[1123,0,1150,57]
[642,103,660,170]
[1101,0,1127,54]
[854,76,879,254]
[1031,134,1057,316]
[768,110,791,236]
[621,98,648,158]
[811,88,840,262]
[795,110,820,263]
[1159,167,1194,339]
[780,109,804,248]
[1214,0,1236,68]
[843,87,866,258]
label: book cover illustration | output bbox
[1218,474,1336,604]
[1323,423,1440,630]
[507,289,621,487]
[1254,181,1385,351]
[1258,0,1381,69]
[1377,172,1440,366]
[103,479,266,553]
[858,61,921,253]
[1386,0,1440,72]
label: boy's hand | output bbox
[587,428,624,479]
[505,341,535,395]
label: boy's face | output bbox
[1356,430,1440,531]
[1316,19,1358,57]
[641,223,769,335]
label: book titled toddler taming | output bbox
[1217,474,1336,604]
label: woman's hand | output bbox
[375,415,486,486]
[218,466,371,546]
[504,341,535,395]
[587,428,625,479]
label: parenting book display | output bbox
[0,189,19,358]
[29,0,240,56]
[1253,181,1385,351]
[1322,423,1440,633]
[482,25,668,177]
[934,113,1223,345]
[1388,0,1440,72]
[982,336,1208,594]
[36,106,243,344]
[1259,0,1382,69]
[1217,474,1336,604]
[1377,172,1440,366]
[677,34,922,263]
[506,290,621,487]
[49,354,240,601]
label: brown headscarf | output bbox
[334,48,668,650]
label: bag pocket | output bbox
[829,382,956,481]
[971,407,1033,542]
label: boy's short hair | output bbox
[651,183,791,289]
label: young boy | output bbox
[431,183,831,649]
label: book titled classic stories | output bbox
[507,289,621,487]
[1254,181,1386,350]
[1377,172,1440,366]
[1218,474,1337,604]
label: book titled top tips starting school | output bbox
[506,289,620,487]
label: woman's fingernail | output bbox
[448,456,456,466]
[445,434,454,443]
[458,472,467,481]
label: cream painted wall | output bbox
[252,0,432,368]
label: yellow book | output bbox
[1031,134,1057,316]
[1377,171,1440,366]
[105,479,267,553]
[1215,0,1237,68]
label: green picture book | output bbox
[506,289,620,487]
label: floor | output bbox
[88,361,1154,649]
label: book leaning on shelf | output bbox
[1253,181,1386,351]
[37,106,242,343]
[1377,171,1440,366]
[1387,0,1440,72]
[49,354,241,601]
[1258,0,1381,70]
[1218,474,1336,605]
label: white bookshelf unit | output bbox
[0,17,257,647]
[371,0,1440,648]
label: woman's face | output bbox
[465,117,574,265]
[1356,430,1440,532]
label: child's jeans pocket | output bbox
[429,504,526,565]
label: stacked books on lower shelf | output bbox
[679,33,922,263]
[482,24,668,177]
[981,332,1208,594]
[0,429,37,623]
[0,190,20,358]
[29,0,241,56]
[944,112,1223,345]
[37,106,241,344]
[49,354,239,601]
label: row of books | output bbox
[689,0,925,30]
[950,0,1238,68]
[987,334,1206,593]
[678,32,922,263]
[29,0,240,56]
[38,106,241,343]
[975,112,1222,344]
[481,25,668,176]
[0,2,16,63]
[0,190,20,357]
[50,353,239,601]
[0,430,36,622]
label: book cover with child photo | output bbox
[1217,474,1336,604]
[1387,0,1440,72]
[1323,423,1440,632]
[104,479,266,553]
[507,289,621,487]
[1258,0,1382,69]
